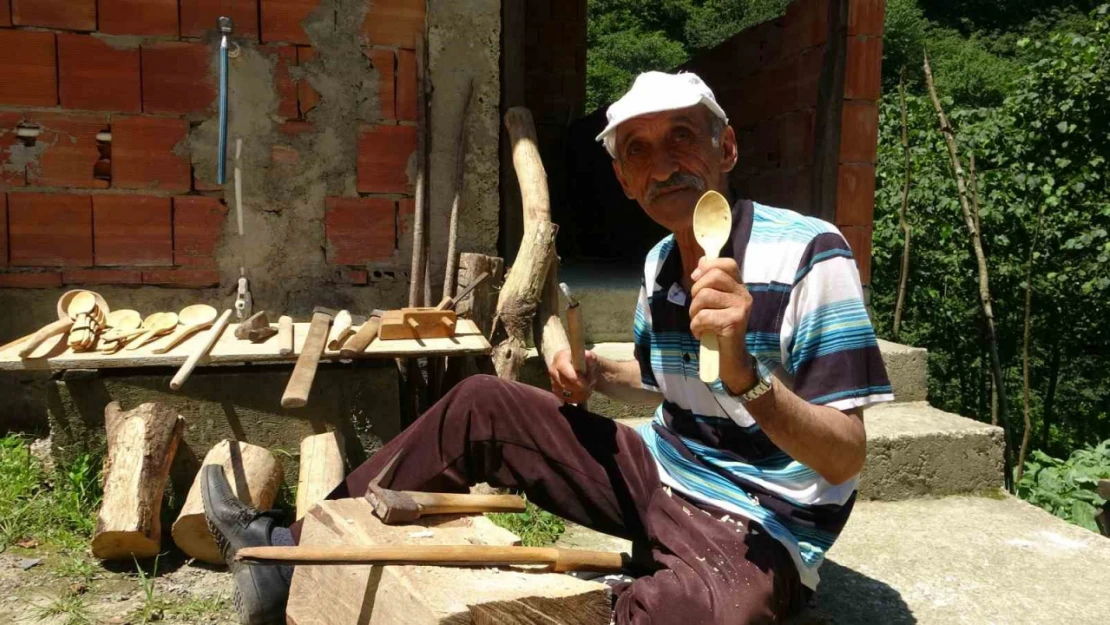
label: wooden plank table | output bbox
[0,319,491,371]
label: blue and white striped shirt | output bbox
[633,199,893,589]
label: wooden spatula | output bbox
[153,305,218,354]
[127,312,179,351]
[692,190,732,383]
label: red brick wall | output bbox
[682,0,884,284]
[0,0,424,290]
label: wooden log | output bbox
[491,107,558,381]
[91,402,185,561]
[456,253,505,338]
[295,432,346,521]
[172,440,284,564]
[286,498,610,625]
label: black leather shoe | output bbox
[200,465,289,625]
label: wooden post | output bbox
[491,107,558,380]
[172,440,284,564]
[91,402,184,561]
[295,432,346,521]
[456,252,505,338]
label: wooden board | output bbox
[0,319,491,371]
[286,498,610,625]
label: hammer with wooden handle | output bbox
[339,309,385,358]
[236,544,626,573]
[281,306,336,408]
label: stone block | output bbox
[859,401,1004,500]
[875,339,926,403]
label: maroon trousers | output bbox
[306,375,805,624]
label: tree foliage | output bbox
[1017,440,1110,532]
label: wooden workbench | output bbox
[0,319,491,372]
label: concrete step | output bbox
[555,494,1110,624]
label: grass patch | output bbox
[488,501,567,547]
[0,435,102,552]
[163,594,231,620]
[31,590,92,625]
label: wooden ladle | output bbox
[692,190,733,383]
[153,305,218,354]
[126,312,179,351]
[18,290,110,358]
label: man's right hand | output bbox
[548,349,598,404]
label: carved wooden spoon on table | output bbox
[153,305,219,354]
[692,190,732,384]
[96,309,142,353]
[126,312,179,351]
[17,290,110,358]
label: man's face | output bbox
[611,106,738,233]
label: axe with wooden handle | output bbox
[235,544,626,573]
[281,306,335,408]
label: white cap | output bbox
[595,71,728,156]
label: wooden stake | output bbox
[172,440,284,564]
[295,432,346,520]
[491,107,558,380]
[893,70,912,342]
[443,78,475,301]
[924,53,1013,491]
[408,33,430,308]
[91,402,184,561]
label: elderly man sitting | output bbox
[202,71,893,625]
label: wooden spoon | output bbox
[18,290,109,358]
[67,292,99,350]
[126,312,179,351]
[153,305,219,354]
[97,310,143,353]
[692,190,733,383]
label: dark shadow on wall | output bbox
[790,560,917,624]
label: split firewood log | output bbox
[172,440,284,564]
[295,432,346,520]
[91,402,185,561]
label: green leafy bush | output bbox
[1017,440,1110,532]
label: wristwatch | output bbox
[731,355,773,403]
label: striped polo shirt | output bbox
[633,198,893,589]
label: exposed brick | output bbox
[845,36,883,101]
[93,195,173,266]
[28,113,110,189]
[12,0,95,30]
[278,120,315,137]
[0,31,57,107]
[98,0,180,36]
[181,0,259,40]
[112,116,192,192]
[838,225,872,284]
[173,196,228,267]
[397,196,414,243]
[848,0,884,37]
[368,48,396,120]
[346,268,369,285]
[142,269,220,287]
[141,42,217,115]
[296,47,321,116]
[840,100,879,164]
[62,268,143,285]
[782,0,828,56]
[261,0,320,44]
[396,48,417,122]
[0,194,6,267]
[325,197,395,264]
[836,163,877,227]
[362,0,425,48]
[59,35,142,113]
[264,45,299,120]
[356,125,416,194]
[0,272,63,289]
[8,193,93,267]
[0,113,27,188]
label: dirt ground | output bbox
[0,546,236,625]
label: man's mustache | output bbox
[646,172,706,204]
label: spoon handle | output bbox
[699,333,720,383]
[153,323,213,355]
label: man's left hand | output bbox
[689,257,757,394]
